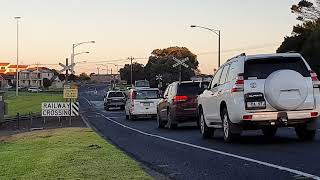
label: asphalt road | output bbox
[79,84,320,180]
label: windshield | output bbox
[134,90,159,99]
[108,92,124,98]
[177,83,205,96]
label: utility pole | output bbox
[111,68,112,75]
[97,67,100,75]
[15,16,21,97]
[128,56,134,86]
[218,30,221,68]
[65,58,69,82]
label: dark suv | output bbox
[157,81,208,129]
[104,91,126,110]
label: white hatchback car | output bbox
[28,87,42,93]
[198,53,320,142]
[125,88,160,120]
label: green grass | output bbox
[5,92,64,117]
[0,128,151,180]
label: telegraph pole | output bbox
[128,56,134,86]
[15,16,21,97]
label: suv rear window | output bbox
[134,90,159,99]
[244,57,310,79]
[177,82,204,96]
[108,92,124,98]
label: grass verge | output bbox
[5,92,64,117]
[0,128,151,179]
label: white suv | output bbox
[198,53,320,142]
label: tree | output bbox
[78,73,91,81]
[278,1,320,75]
[291,0,320,22]
[144,46,199,87]
[67,74,76,81]
[43,78,52,88]
[119,63,145,85]
[51,69,59,76]
[58,74,66,81]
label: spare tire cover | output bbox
[264,70,308,111]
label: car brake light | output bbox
[231,73,244,93]
[243,115,252,120]
[309,70,320,88]
[173,96,188,103]
[311,112,318,117]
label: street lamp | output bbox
[14,16,21,96]
[71,41,95,74]
[190,25,221,67]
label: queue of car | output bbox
[104,53,320,143]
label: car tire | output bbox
[167,111,177,129]
[262,127,277,138]
[126,115,129,120]
[221,107,239,143]
[295,125,316,141]
[157,112,166,129]
[199,109,214,139]
[129,112,135,121]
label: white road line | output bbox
[80,96,92,106]
[96,112,320,180]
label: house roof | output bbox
[8,65,28,68]
[0,63,10,66]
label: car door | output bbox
[202,68,223,122]
[216,64,231,119]
[158,85,171,119]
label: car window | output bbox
[133,90,159,99]
[219,65,230,85]
[227,62,240,82]
[164,85,171,97]
[108,92,124,98]
[244,56,310,79]
[177,82,203,96]
[211,68,223,89]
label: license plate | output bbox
[247,101,266,108]
[143,103,150,106]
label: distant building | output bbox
[90,74,121,84]
[19,67,54,87]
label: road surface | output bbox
[79,84,320,180]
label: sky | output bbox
[0,0,298,75]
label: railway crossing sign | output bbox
[172,57,189,82]
[156,74,163,81]
[59,62,75,74]
[42,102,79,117]
[173,57,189,68]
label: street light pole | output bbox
[71,41,95,75]
[15,16,21,97]
[128,57,134,86]
[190,25,221,68]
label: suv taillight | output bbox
[173,96,188,103]
[309,70,320,88]
[231,73,244,93]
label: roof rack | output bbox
[227,53,246,62]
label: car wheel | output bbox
[167,111,177,129]
[129,112,135,121]
[199,109,214,139]
[157,112,166,129]
[295,125,316,141]
[262,127,277,138]
[126,115,129,120]
[221,107,239,143]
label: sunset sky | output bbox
[0,0,298,74]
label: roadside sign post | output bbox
[172,57,189,82]
[63,84,79,126]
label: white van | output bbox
[125,88,160,120]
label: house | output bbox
[0,63,10,74]
[18,67,54,87]
[5,65,28,74]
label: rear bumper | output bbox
[175,108,198,122]
[243,110,319,121]
[105,102,125,107]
